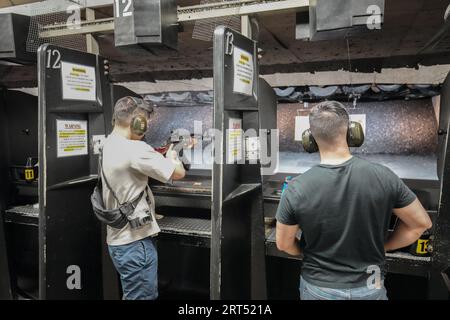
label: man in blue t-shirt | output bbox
[276,100,432,300]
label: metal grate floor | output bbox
[158,216,211,237]
[5,205,39,218]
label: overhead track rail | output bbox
[38,0,308,38]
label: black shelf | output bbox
[3,205,39,226]
[264,227,432,277]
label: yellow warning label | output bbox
[72,68,86,73]
[24,169,34,181]
[416,239,429,254]
[240,54,249,62]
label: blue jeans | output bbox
[300,276,388,300]
[108,237,158,300]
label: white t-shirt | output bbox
[101,132,175,246]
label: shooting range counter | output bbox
[151,172,211,246]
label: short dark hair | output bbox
[309,100,349,143]
[113,96,153,127]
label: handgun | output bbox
[155,129,197,171]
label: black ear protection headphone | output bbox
[127,96,155,137]
[301,121,365,153]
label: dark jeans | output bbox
[108,237,158,300]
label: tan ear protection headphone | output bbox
[301,121,365,153]
[127,96,154,137]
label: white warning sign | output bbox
[233,46,254,96]
[227,118,243,163]
[56,120,88,158]
[61,61,96,101]
[295,116,310,141]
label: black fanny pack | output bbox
[91,148,151,229]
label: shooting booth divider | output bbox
[211,26,277,299]
[0,89,39,299]
[37,44,111,299]
[0,114,11,298]
[431,72,450,299]
[0,220,11,299]
[0,89,12,299]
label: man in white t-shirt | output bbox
[102,96,185,300]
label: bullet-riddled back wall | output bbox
[278,99,438,155]
[145,106,213,148]
[145,98,438,156]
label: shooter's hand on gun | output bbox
[166,144,182,165]
[165,144,186,180]
[156,130,197,171]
